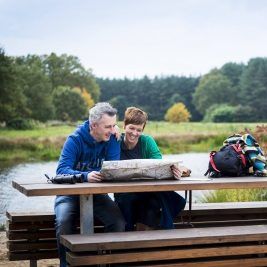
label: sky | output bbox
[1,0,267,78]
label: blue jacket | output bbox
[56,120,120,182]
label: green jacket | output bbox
[139,134,162,159]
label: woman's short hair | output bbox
[89,102,117,123]
[124,107,148,128]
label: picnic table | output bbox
[10,175,267,266]
[12,175,267,233]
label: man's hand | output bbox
[87,171,104,182]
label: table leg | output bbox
[189,190,192,223]
[184,190,193,226]
[80,194,94,234]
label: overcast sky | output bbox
[1,0,267,78]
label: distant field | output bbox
[0,124,76,138]
[143,121,262,136]
[0,121,266,162]
[0,121,262,139]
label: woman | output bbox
[115,107,188,231]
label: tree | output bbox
[193,69,234,116]
[77,87,95,108]
[203,104,236,122]
[164,102,191,123]
[239,58,267,121]
[98,75,200,121]
[220,62,245,87]
[44,53,100,101]
[52,86,87,121]
[15,55,54,121]
[109,95,130,120]
[0,48,29,122]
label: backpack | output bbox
[205,134,267,178]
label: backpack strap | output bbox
[231,144,247,167]
[209,151,221,172]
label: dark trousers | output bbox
[54,194,125,267]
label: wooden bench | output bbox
[5,211,105,267]
[6,201,267,266]
[61,225,267,266]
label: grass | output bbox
[0,124,76,138]
[201,188,267,203]
[143,121,260,136]
[0,121,266,163]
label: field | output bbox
[0,121,265,162]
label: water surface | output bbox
[0,153,209,224]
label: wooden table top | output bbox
[12,175,267,197]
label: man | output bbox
[54,102,125,267]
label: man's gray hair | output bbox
[89,102,117,123]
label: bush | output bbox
[204,104,258,123]
[165,102,191,123]
[53,86,87,121]
[6,118,41,130]
[204,104,236,122]
[233,105,257,122]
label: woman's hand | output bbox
[171,165,191,179]
[114,125,121,141]
[170,165,182,179]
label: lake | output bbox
[0,153,210,225]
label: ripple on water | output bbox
[0,153,210,224]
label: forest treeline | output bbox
[1,47,267,126]
[98,58,267,122]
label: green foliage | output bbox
[109,95,129,121]
[15,55,55,121]
[6,118,41,130]
[0,121,265,162]
[232,105,257,122]
[43,53,100,101]
[164,102,191,123]
[220,62,245,87]
[0,49,99,123]
[52,86,87,121]
[0,48,29,122]
[201,189,267,203]
[204,104,258,123]
[193,69,235,116]
[98,75,201,121]
[203,104,236,122]
[239,58,267,121]
[2,46,267,124]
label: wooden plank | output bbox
[7,220,56,230]
[8,250,58,261]
[134,257,267,267]
[6,211,55,222]
[66,244,267,265]
[176,219,267,228]
[7,201,267,222]
[61,225,267,251]
[7,230,56,240]
[12,177,267,197]
[8,239,57,251]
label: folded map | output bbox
[100,159,181,181]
